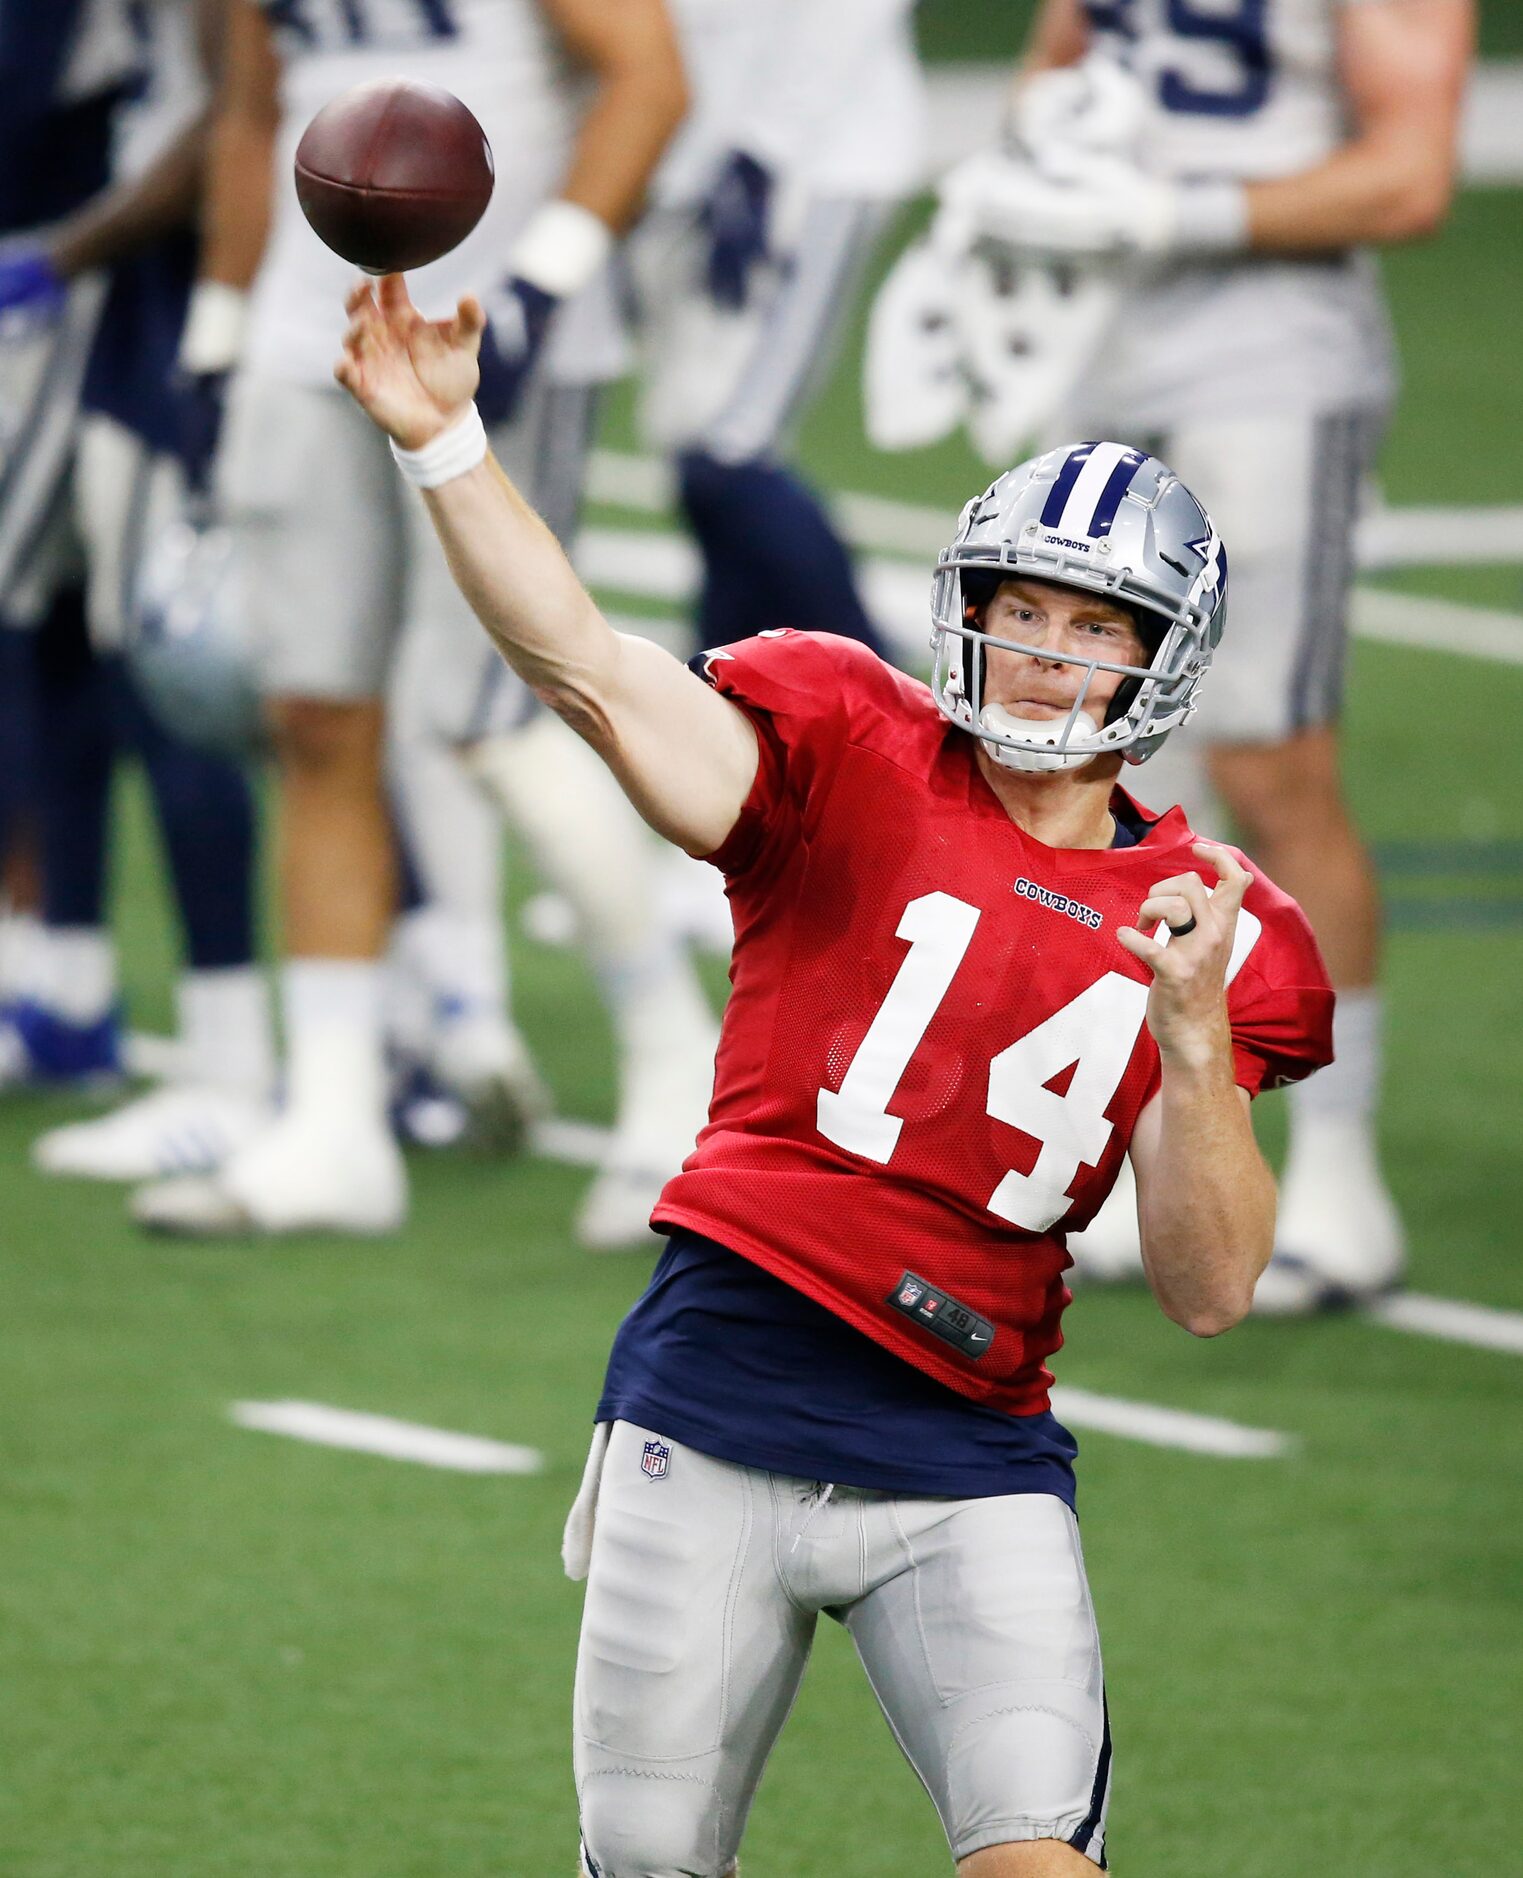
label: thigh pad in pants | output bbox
[1159,407,1385,745]
[572,1423,812,1878]
[846,1490,1111,1867]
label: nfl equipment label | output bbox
[640,1439,671,1479]
[888,1272,995,1361]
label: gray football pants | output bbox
[573,1422,1111,1876]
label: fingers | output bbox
[1137,893,1195,933]
[1140,870,1213,936]
[377,271,413,316]
[440,294,486,355]
[1193,839,1253,915]
[1116,925,1165,970]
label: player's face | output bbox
[978,578,1147,721]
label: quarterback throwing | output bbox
[338,273,1332,1876]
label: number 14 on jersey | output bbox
[816,892,1151,1234]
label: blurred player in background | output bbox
[334,270,1334,1874]
[0,0,142,1071]
[0,0,270,1162]
[932,0,1473,1311]
[628,0,925,652]
[135,0,717,1244]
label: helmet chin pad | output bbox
[979,703,1102,772]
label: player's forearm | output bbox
[559,64,686,234]
[198,0,280,290]
[198,104,275,288]
[424,454,618,708]
[546,0,687,235]
[1243,134,1459,252]
[49,116,210,278]
[423,455,754,854]
[1138,1058,1274,1336]
[1018,0,1090,78]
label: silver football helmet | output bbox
[125,511,262,759]
[930,440,1227,770]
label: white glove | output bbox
[936,146,1247,263]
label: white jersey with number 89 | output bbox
[1083,0,1383,182]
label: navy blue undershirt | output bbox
[595,797,1150,1500]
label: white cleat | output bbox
[131,1111,407,1237]
[574,1164,669,1254]
[431,1011,550,1155]
[1253,1121,1405,1316]
[1065,1157,1145,1285]
[575,1043,717,1254]
[32,1084,271,1182]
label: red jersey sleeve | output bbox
[1226,875,1336,1096]
[691,630,902,876]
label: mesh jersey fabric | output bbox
[653,630,1333,1416]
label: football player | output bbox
[335,277,1334,1875]
[938,0,1474,1311]
[0,0,143,1082]
[0,0,269,1139]
[134,0,718,1242]
[626,0,925,651]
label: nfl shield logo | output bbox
[640,1439,671,1480]
[898,1280,925,1308]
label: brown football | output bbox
[294,79,494,274]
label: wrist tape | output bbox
[179,280,249,374]
[508,200,613,300]
[390,402,488,489]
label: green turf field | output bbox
[4,72,1523,1878]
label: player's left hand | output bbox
[703,149,773,309]
[474,275,558,426]
[936,147,1182,262]
[1117,841,1253,1066]
[0,245,67,339]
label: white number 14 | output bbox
[816,891,1144,1233]
[816,888,1260,1232]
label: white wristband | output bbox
[508,200,614,300]
[178,280,249,374]
[390,403,488,490]
[1174,180,1250,256]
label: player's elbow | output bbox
[1371,164,1457,243]
[1174,1294,1251,1339]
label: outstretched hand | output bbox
[1117,840,1253,1067]
[333,274,485,450]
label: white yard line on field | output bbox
[1048,1386,1294,1458]
[577,521,1523,669]
[590,449,1523,578]
[1362,1292,1523,1358]
[229,1400,544,1474]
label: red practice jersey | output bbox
[654,632,1334,1415]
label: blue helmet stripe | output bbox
[1039,443,1098,528]
[1087,450,1148,538]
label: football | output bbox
[294,79,494,274]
